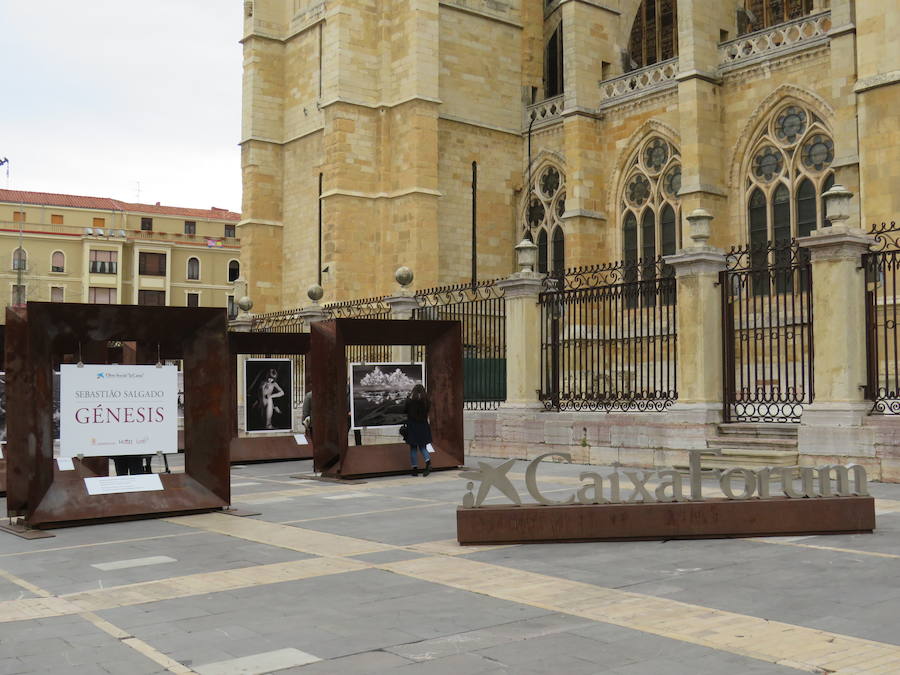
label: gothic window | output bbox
[740,0,815,34]
[621,137,681,262]
[744,103,835,243]
[523,164,567,274]
[12,247,27,271]
[544,24,564,98]
[627,0,678,71]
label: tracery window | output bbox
[740,0,815,34]
[524,165,566,274]
[745,103,834,293]
[627,0,678,70]
[621,136,680,306]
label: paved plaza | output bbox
[1,456,899,674]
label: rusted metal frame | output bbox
[309,318,464,477]
[6,303,231,528]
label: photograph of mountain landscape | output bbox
[350,362,425,429]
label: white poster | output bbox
[60,364,178,458]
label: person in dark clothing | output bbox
[403,383,432,476]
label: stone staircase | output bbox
[702,423,799,469]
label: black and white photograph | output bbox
[244,358,293,432]
[350,362,424,429]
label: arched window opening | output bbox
[187,257,200,281]
[537,229,548,274]
[620,135,681,306]
[544,23,564,98]
[228,260,240,282]
[744,103,834,294]
[551,227,565,274]
[740,0,815,35]
[12,247,27,271]
[522,163,566,276]
[51,251,65,273]
[627,0,678,71]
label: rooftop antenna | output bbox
[0,157,9,187]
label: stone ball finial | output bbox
[307,284,324,303]
[237,296,253,313]
[395,266,414,287]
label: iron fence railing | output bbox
[324,296,392,363]
[864,220,900,414]
[414,280,506,410]
[538,258,677,412]
[721,239,813,423]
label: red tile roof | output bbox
[0,189,241,222]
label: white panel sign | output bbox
[84,474,164,495]
[60,364,178,458]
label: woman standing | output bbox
[403,384,432,476]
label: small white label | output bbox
[56,457,75,471]
[84,474,164,495]
[293,434,308,445]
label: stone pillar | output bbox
[664,209,726,424]
[496,239,544,408]
[297,284,328,327]
[797,185,875,461]
[227,278,254,332]
[385,267,419,362]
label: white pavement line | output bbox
[0,532,200,559]
[194,648,321,675]
[91,555,178,571]
[236,496,294,504]
[230,482,260,487]
[322,491,375,500]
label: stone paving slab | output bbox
[1,455,899,674]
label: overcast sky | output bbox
[1,1,243,212]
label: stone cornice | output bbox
[675,69,722,85]
[439,113,521,137]
[496,273,544,298]
[798,228,874,261]
[321,187,442,201]
[561,209,606,222]
[854,70,900,94]
[548,0,620,18]
[319,95,443,110]
[238,219,283,228]
[677,183,728,199]
[827,22,856,39]
[665,248,726,277]
[440,0,522,29]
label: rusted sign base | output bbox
[0,521,56,539]
[457,496,876,545]
[230,436,312,463]
[335,443,461,478]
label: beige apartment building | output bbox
[239,0,897,312]
[0,190,241,321]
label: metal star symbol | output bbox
[460,459,521,507]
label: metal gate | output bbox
[721,239,813,422]
[864,220,900,414]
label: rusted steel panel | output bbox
[457,496,876,545]
[309,319,464,477]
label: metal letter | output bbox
[577,472,609,505]
[719,468,757,500]
[778,467,805,498]
[525,453,575,506]
[654,470,685,502]
[688,449,720,501]
[624,471,656,503]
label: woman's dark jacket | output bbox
[403,397,432,446]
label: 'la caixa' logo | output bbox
[461,450,869,508]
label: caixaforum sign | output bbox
[460,450,869,507]
[60,364,178,458]
[456,451,875,545]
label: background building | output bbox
[240,0,897,312]
[0,189,241,321]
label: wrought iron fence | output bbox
[864,221,900,414]
[721,239,813,422]
[324,296,392,364]
[538,258,677,412]
[249,308,305,332]
[414,280,506,410]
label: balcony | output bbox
[719,11,831,72]
[524,94,565,131]
[598,58,679,109]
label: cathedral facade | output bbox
[239,0,898,312]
